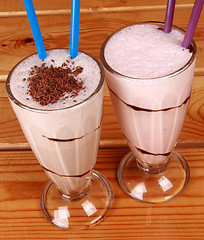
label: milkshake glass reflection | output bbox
[100,22,196,203]
[6,49,113,230]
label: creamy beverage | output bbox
[101,22,196,166]
[7,49,104,195]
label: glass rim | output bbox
[6,48,105,112]
[100,21,197,81]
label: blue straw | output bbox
[70,0,80,58]
[23,0,47,59]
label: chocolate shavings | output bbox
[25,61,85,106]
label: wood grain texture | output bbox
[0,8,204,77]
[0,0,204,239]
[0,0,196,12]
[1,75,204,149]
[0,148,204,239]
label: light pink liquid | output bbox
[101,23,196,165]
[7,49,104,195]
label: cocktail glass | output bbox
[6,49,113,230]
[100,22,196,203]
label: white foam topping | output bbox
[104,24,192,78]
[9,49,101,110]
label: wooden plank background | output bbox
[0,148,204,239]
[0,1,204,239]
[0,0,204,149]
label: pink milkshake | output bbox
[100,21,196,203]
[6,49,113,229]
[7,48,104,195]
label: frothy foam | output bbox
[10,49,101,110]
[104,24,192,78]
[101,22,196,166]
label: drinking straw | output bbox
[23,0,47,59]
[182,0,204,48]
[70,0,80,58]
[164,0,176,33]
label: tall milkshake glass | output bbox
[6,48,113,230]
[100,22,196,203]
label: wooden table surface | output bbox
[0,0,204,239]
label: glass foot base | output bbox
[40,170,113,230]
[117,150,190,203]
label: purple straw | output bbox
[182,0,204,48]
[164,0,176,33]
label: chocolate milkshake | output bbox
[101,22,195,167]
[7,48,104,195]
[100,21,196,203]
